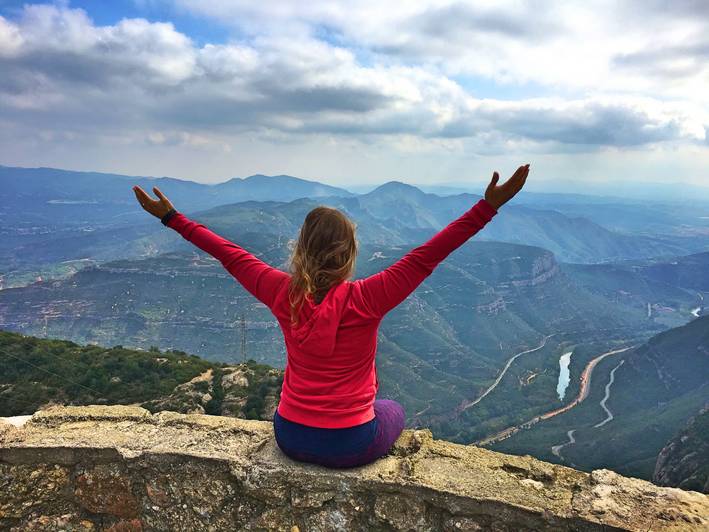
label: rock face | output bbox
[141,364,283,420]
[1,406,708,531]
[654,407,709,494]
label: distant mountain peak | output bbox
[368,180,426,196]
[243,174,299,182]
[221,174,302,184]
[218,174,352,197]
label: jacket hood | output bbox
[290,281,351,356]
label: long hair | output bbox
[288,206,358,325]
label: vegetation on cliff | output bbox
[0,330,281,420]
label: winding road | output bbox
[474,345,634,446]
[459,335,553,412]
[691,292,704,318]
[594,359,625,428]
[551,429,576,462]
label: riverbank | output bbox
[475,345,634,446]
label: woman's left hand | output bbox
[133,185,175,219]
[484,164,529,210]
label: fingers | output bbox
[132,185,154,205]
[153,186,167,202]
[520,164,529,188]
[485,171,500,196]
[496,164,529,199]
[512,164,530,192]
[512,164,530,183]
[511,164,527,180]
[153,186,174,211]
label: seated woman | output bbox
[132,164,529,468]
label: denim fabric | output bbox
[273,399,405,468]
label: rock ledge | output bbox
[1,405,707,531]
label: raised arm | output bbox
[356,199,496,317]
[132,185,289,309]
[356,165,529,318]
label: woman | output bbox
[133,164,529,468]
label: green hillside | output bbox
[0,330,281,420]
[0,238,668,443]
[492,315,709,481]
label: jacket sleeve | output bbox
[356,199,497,318]
[166,213,289,309]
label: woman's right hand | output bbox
[132,185,175,219]
[484,164,529,210]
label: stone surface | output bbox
[1,405,708,531]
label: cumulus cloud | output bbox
[0,1,707,184]
[1,3,705,147]
[172,0,709,97]
[2,5,196,87]
[614,39,709,81]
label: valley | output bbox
[458,334,553,412]
[1,236,670,444]
[492,315,709,481]
[1,164,708,486]
[471,345,635,446]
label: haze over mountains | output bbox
[0,165,350,225]
[3,165,709,284]
[1,164,707,488]
[420,180,709,204]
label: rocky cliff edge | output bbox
[1,406,707,531]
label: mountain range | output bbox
[4,165,709,289]
[3,225,706,443]
[1,163,708,489]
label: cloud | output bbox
[0,15,23,56]
[2,5,196,86]
[469,98,703,146]
[171,0,709,98]
[613,39,709,80]
[0,1,707,181]
[623,0,709,19]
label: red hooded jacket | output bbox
[166,199,497,428]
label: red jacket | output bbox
[167,199,497,428]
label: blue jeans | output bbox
[273,399,406,468]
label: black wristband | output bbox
[161,208,177,226]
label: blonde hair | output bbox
[288,206,357,325]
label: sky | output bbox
[0,0,708,188]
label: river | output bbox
[475,345,634,446]
[556,351,573,401]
